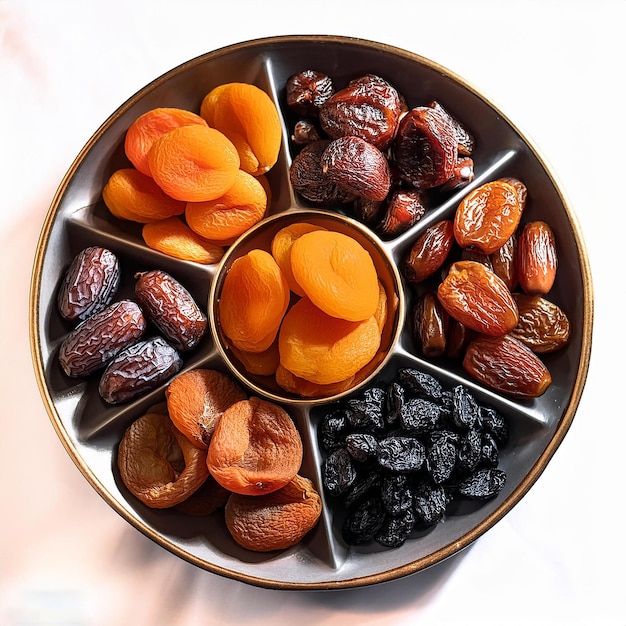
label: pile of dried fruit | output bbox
[102,82,281,263]
[320,367,508,547]
[218,222,388,397]
[286,70,475,238]
[117,368,322,552]
[405,178,569,397]
[57,246,206,404]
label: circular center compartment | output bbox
[209,209,405,404]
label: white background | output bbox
[1,1,624,624]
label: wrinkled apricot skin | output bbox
[225,474,322,552]
[148,125,240,202]
[142,217,224,264]
[124,107,208,176]
[117,412,209,509]
[165,369,247,449]
[290,230,379,322]
[275,364,355,398]
[218,249,290,353]
[278,297,381,385]
[207,397,303,496]
[103,168,185,223]
[185,169,267,244]
[231,341,280,377]
[270,222,326,296]
[200,83,282,176]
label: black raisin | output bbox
[322,448,357,496]
[385,381,405,425]
[342,497,385,545]
[480,406,510,446]
[413,482,447,525]
[381,474,413,515]
[345,433,378,463]
[320,409,348,452]
[345,471,381,509]
[457,428,482,474]
[480,432,499,468]
[452,385,480,430]
[426,438,457,484]
[457,468,506,500]
[377,436,425,473]
[345,387,386,433]
[397,368,443,401]
[400,397,444,434]
[375,509,416,548]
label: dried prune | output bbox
[319,74,402,150]
[323,448,357,496]
[391,106,457,189]
[345,433,378,463]
[413,482,447,525]
[57,246,120,323]
[377,436,425,473]
[134,270,207,352]
[98,336,182,404]
[400,397,444,434]
[427,438,457,484]
[457,468,506,500]
[59,300,146,378]
[286,70,335,117]
[342,497,385,544]
[375,509,415,548]
[381,474,413,515]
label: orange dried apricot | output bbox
[270,222,326,296]
[231,340,280,377]
[142,216,224,264]
[174,473,230,516]
[200,83,282,176]
[207,397,303,496]
[374,280,388,332]
[219,249,290,353]
[117,411,209,509]
[278,296,381,385]
[165,369,247,449]
[124,107,208,177]
[147,124,240,202]
[185,169,267,244]
[290,230,379,321]
[225,474,322,552]
[102,168,185,223]
[275,363,355,398]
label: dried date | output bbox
[510,293,570,353]
[404,220,454,284]
[413,291,448,358]
[517,221,558,295]
[99,336,182,404]
[286,70,335,117]
[57,246,120,323]
[58,300,146,378]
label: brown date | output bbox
[291,119,322,146]
[99,336,182,404]
[463,334,552,398]
[437,261,519,336]
[453,179,523,255]
[510,293,570,353]
[57,246,120,323]
[428,100,476,156]
[319,74,402,150]
[491,233,518,291]
[404,220,454,284]
[289,140,356,205]
[58,300,146,377]
[517,221,558,295]
[321,136,391,202]
[377,188,428,238]
[445,319,475,360]
[134,270,207,352]
[440,156,475,192]
[286,70,335,117]
[391,106,457,189]
[413,291,448,358]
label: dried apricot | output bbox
[275,364,355,398]
[200,83,282,176]
[231,340,280,377]
[218,249,290,353]
[102,168,185,223]
[278,296,381,385]
[147,124,240,202]
[290,230,379,321]
[207,397,303,496]
[165,369,247,449]
[141,217,224,264]
[124,107,208,176]
[175,474,230,516]
[270,222,326,296]
[117,411,209,508]
[185,169,267,244]
[225,474,322,552]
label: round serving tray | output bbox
[29,35,593,589]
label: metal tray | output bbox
[29,35,593,590]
